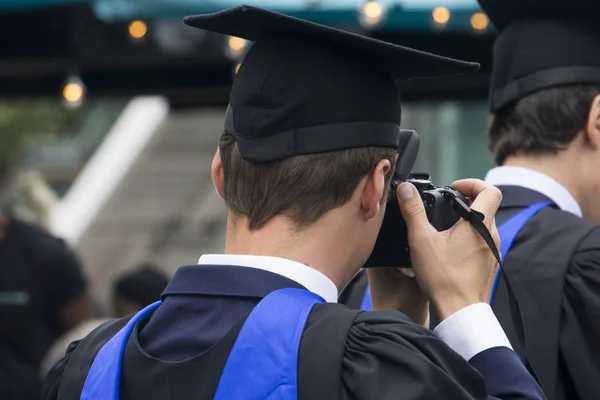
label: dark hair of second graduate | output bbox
[489,84,600,165]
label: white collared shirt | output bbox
[485,166,582,217]
[198,254,338,303]
[198,254,512,361]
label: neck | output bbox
[223,212,360,293]
[502,151,584,207]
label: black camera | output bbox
[364,130,467,268]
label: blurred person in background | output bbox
[39,265,167,379]
[472,1,600,399]
[0,171,94,400]
[112,264,169,318]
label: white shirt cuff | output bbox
[433,303,513,361]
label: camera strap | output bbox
[442,191,538,381]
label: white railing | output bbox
[50,96,170,246]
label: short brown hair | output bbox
[219,132,397,230]
[489,85,600,165]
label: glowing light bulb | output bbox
[224,36,248,60]
[471,12,489,31]
[63,82,83,104]
[363,1,383,19]
[432,7,451,25]
[359,1,387,28]
[128,20,148,40]
[229,36,246,51]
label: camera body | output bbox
[364,131,467,268]
[396,173,466,232]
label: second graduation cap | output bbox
[184,5,479,162]
[479,0,600,112]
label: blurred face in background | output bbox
[112,266,169,318]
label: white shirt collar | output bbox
[485,166,582,217]
[198,254,338,303]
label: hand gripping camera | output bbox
[364,130,468,268]
[363,133,531,376]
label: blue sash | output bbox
[214,288,324,399]
[80,301,161,400]
[80,288,324,400]
[360,283,372,311]
[360,201,553,311]
[489,201,552,303]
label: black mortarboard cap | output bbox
[479,0,600,112]
[184,6,478,162]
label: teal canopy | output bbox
[92,0,360,23]
[0,0,487,34]
[0,0,87,13]
[90,0,485,33]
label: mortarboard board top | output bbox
[184,5,479,80]
[184,5,479,162]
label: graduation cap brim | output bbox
[184,5,479,79]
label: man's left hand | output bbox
[367,268,430,327]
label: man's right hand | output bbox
[396,179,502,321]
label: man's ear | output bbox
[361,159,391,220]
[585,94,600,150]
[212,148,226,200]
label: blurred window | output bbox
[403,99,492,184]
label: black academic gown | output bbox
[490,186,600,400]
[42,264,542,400]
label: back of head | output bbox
[219,133,399,229]
[221,35,401,229]
[489,84,600,165]
[114,265,169,315]
[184,6,478,230]
[478,0,600,165]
